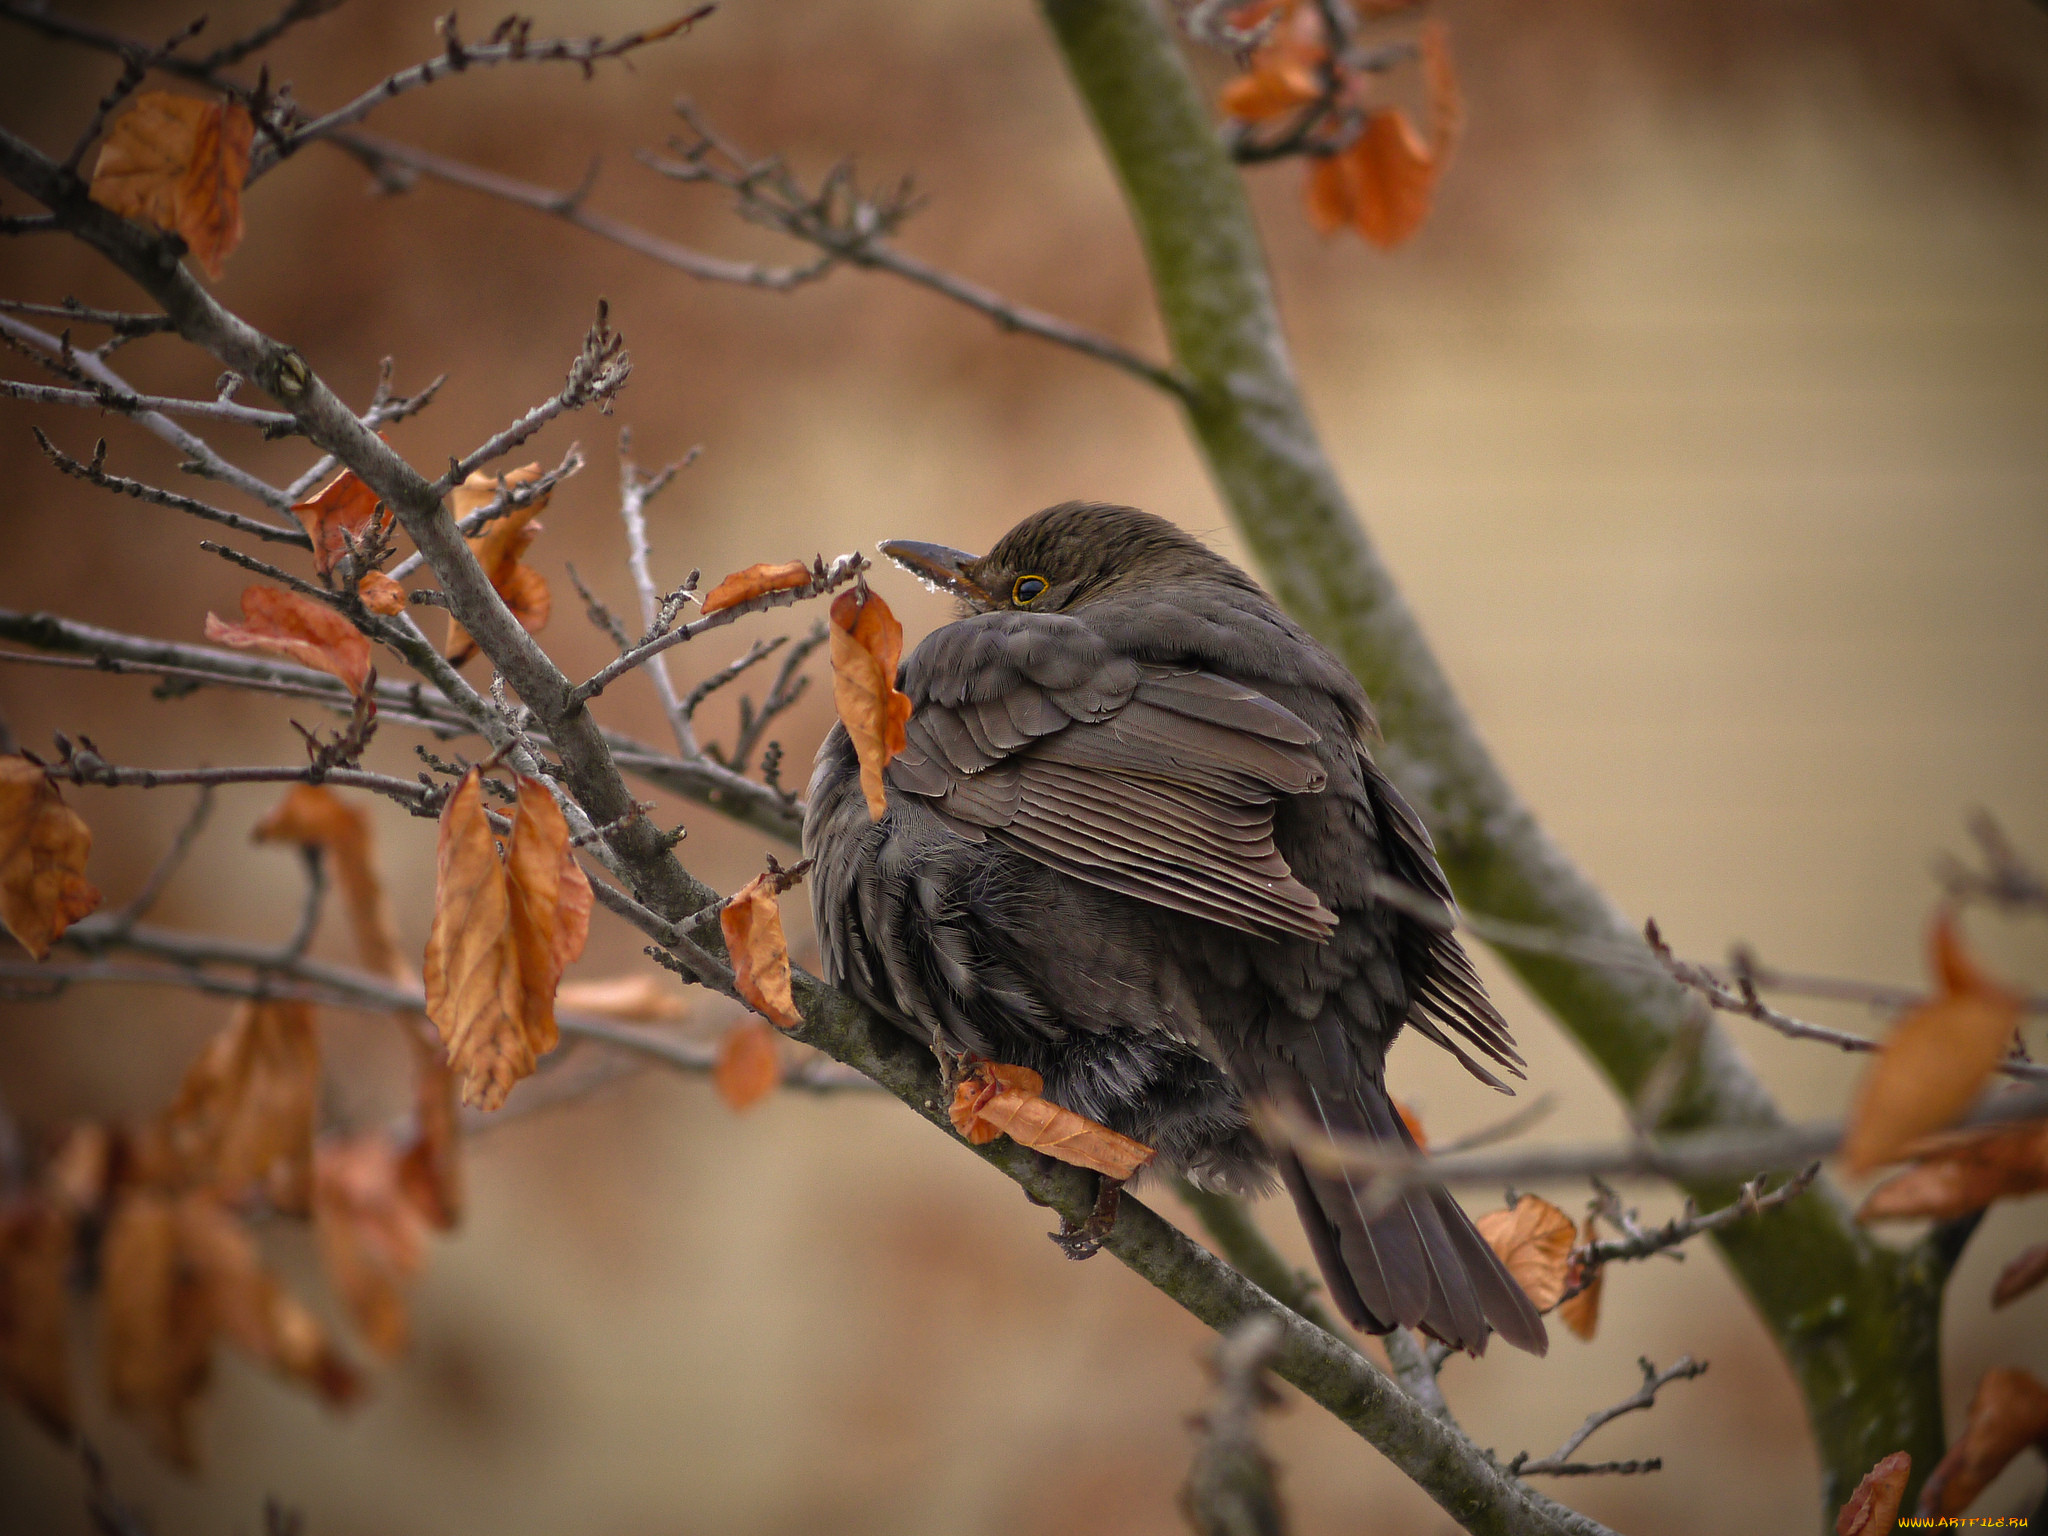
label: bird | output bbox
[804,502,1547,1356]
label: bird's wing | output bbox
[887,612,1339,942]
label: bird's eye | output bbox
[1012,574,1049,605]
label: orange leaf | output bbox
[1305,152,1355,237]
[1918,1368,2048,1517]
[357,570,407,615]
[1992,1243,2048,1309]
[1837,1451,1911,1536]
[1858,1121,2048,1222]
[0,1195,75,1437]
[290,467,388,580]
[1557,1217,1603,1341]
[828,586,913,821]
[313,1137,427,1359]
[102,1190,213,1469]
[721,873,803,1030]
[254,783,409,984]
[173,1193,361,1405]
[701,560,814,615]
[396,1037,464,1231]
[1419,19,1463,160]
[503,774,592,1064]
[0,754,100,959]
[1350,111,1439,250]
[44,1122,115,1217]
[445,464,551,664]
[715,1020,783,1111]
[421,770,521,1110]
[1475,1194,1574,1312]
[206,585,372,698]
[1394,1099,1428,1150]
[1841,912,2024,1175]
[160,998,319,1213]
[948,1060,1157,1180]
[1220,62,1322,123]
[555,973,691,1022]
[89,93,253,280]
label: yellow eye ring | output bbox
[1012,574,1049,605]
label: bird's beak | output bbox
[878,539,992,603]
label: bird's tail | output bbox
[1277,1078,1547,1356]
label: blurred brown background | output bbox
[2,1,2046,1532]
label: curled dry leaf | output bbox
[357,571,407,616]
[1475,1194,1575,1313]
[102,1190,212,1469]
[290,466,388,580]
[504,775,593,1066]
[828,585,913,821]
[1218,1,1323,123]
[88,92,254,279]
[701,560,813,615]
[444,464,551,664]
[1314,111,1437,249]
[313,1137,428,1359]
[1991,1243,2048,1309]
[0,754,100,960]
[254,783,409,984]
[714,1020,783,1111]
[555,973,691,1023]
[720,873,803,1030]
[206,585,372,698]
[0,1195,75,1437]
[1837,1451,1911,1536]
[1918,1368,2048,1517]
[949,1060,1157,1180]
[1841,912,2024,1175]
[1557,1217,1604,1342]
[1858,1121,2048,1223]
[160,997,319,1214]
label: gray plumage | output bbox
[804,503,1547,1356]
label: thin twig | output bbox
[1510,1357,1708,1478]
[0,373,300,429]
[1182,1315,1289,1536]
[32,428,310,545]
[106,785,213,935]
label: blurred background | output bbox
[2,1,2045,1531]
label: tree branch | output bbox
[1510,1357,1709,1478]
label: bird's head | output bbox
[880,501,1252,615]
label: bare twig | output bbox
[434,303,626,492]
[1182,1315,1289,1536]
[0,296,171,336]
[613,430,697,755]
[106,785,213,935]
[1510,1358,1708,1478]
[1938,810,2048,914]
[384,441,585,582]
[33,428,310,545]
[718,618,825,772]
[0,373,299,429]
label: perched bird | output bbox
[805,503,1546,1355]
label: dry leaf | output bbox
[1837,1451,1911,1536]
[0,755,100,959]
[173,1193,360,1405]
[1858,1121,2048,1222]
[89,93,253,279]
[1841,912,2024,1175]
[720,873,803,1030]
[1394,1099,1428,1150]
[396,1037,463,1231]
[1918,1368,2048,1516]
[444,464,550,664]
[503,774,592,1067]
[949,1060,1157,1180]
[555,974,691,1023]
[160,998,319,1214]
[1218,2,1324,124]
[0,1195,75,1437]
[1348,111,1438,249]
[206,585,372,698]
[290,467,388,580]
[102,1190,212,1469]
[714,1020,782,1111]
[1992,1243,2048,1309]
[828,586,913,821]
[1557,1217,1603,1342]
[700,560,813,615]
[253,784,408,985]
[357,571,407,615]
[1418,19,1463,165]
[44,1122,115,1217]
[1475,1194,1575,1313]
[313,1137,427,1358]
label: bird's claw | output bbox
[1050,1177,1124,1260]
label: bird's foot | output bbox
[1051,1177,1124,1261]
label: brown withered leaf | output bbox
[396,1036,463,1231]
[700,560,813,615]
[1394,1099,1428,1150]
[444,464,551,664]
[290,467,388,580]
[1219,1,1324,124]
[555,973,690,1023]
[160,998,319,1213]
[949,1060,1157,1180]
[1841,912,2024,1175]
[1419,20,1463,164]
[1476,1194,1575,1313]
[0,755,100,960]
[206,586,372,698]
[1992,1243,2048,1309]
[1918,1368,2048,1517]
[721,873,803,1030]
[313,1137,428,1358]
[44,1122,115,1217]
[503,775,592,1066]
[828,586,913,821]
[1557,1217,1603,1342]
[1837,1451,1911,1536]
[1347,111,1438,249]
[422,770,520,1109]
[89,93,254,279]
[254,783,409,985]
[173,1193,361,1405]
[0,1195,75,1437]
[102,1190,213,1469]
[715,1020,783,1111]
[357,571,407,615]
[1858,1120,2048,1223]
